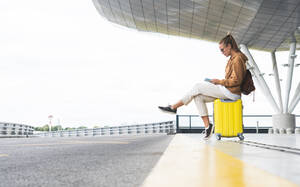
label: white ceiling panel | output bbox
[93,0,300,51]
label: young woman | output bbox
[159,34,248,140]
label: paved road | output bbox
[0,135,174,187]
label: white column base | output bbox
[272,114,296,131]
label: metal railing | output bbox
[36,121,175,137]
[176,115,300,133]
[0,122,34,137]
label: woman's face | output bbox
[219,43,231,57]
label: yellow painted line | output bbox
[0,154,8,157]
[142,134,298,187]
[4,141,129,147]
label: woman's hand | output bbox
[210,79,219,85]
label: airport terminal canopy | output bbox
[93,0,300,51]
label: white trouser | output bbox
[181,82,230,116]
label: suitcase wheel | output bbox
[216,134,221,140]
[238,134,244,141]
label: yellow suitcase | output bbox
[213,99,244,140]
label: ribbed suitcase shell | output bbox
[213,99,243,138]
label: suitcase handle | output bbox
[220,99,238,103]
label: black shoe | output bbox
[158,105,177,114]
[203,123,214,140]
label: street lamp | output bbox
[48,115,53,132]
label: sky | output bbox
[0,0,299,128]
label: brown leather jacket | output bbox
[217,52,248,95]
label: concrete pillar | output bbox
[272,114,295,130]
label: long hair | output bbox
[219,34,240,52]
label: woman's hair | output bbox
[219,34,240,52]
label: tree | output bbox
[41,124,49,131]
[34,127,43,131]
[64,127,75,131]
[52,125,62,131]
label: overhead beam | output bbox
[240,44,280,114]
[271,51,283,113]
[283,34,297,113]
[288,82,300,113]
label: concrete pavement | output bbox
[0,135,173,187]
